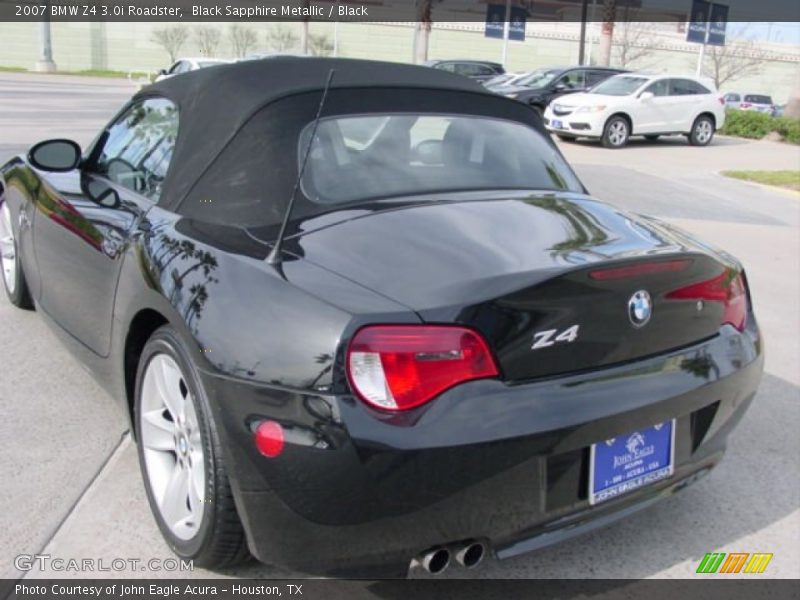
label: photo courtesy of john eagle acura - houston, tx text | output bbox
[0,57,763,578]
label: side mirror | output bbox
[554,83,567,92]
[28,139,81,172]
[639,92,655,101]
[158,69,168,76]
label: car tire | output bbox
[689,115,715,146]
[645,135,660,141]
[602,116,630,148]
[0,200,34,310]
[134,325,251,568]
[556,134,576,142]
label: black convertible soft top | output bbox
[135,57,550,215]
[141,57,486,115]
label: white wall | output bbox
[0,21,797,102]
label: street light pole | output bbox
[695,18,710,77]
[500,0,511,67]
[36,19,57,72]
[578,0,589,65]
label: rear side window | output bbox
[90,98,179,202]
[300,114,582,205]
[455,63,495,77]
[744,95,772,104]
[670,79,711,95]
[645,79,670,97]
[556,70,586,89]
[725,93,741,102]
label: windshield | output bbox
[516,69,560,89]
[300,114,582,205]
[744,95,772,104]
[590,76,648,96]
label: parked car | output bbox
[483,70,529,88]
[488,66,627,115]
[242,51,308,61]
[723,92,775,115]
[1,58,762,578]
[424,59,505,83]
[155,57,231,81]
[544,73,726,148]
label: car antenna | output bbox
[267,68,336,266]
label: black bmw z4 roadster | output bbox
[0,58,763,577]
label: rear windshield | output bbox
[590,76,648,96]
[299,114,583,205]
[744,95,772,104]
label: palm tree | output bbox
[598,0,616,66]
[413,0,435,64]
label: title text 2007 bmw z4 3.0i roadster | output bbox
[0,58,763,577]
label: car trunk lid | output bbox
[293,192,740,381]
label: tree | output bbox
[194,26,222,57]
[413,0,434,64]
[266,24,299,52]
[614,21,658,68]
[597,0,616,66]
[151,27,189,63]
[308,33,334,57]
[701,40,768,89]
[228,24,258,59]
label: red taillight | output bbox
[666,268,748,331]
[254,420,285,457]
[346,325,499,411]
[718,96,725,106]
[740,102,751,108]
[589,259,690,281]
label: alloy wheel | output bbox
[0,203,17,295]
[607,120,628,147]
[139,353,206,541]
[695,119,713,144]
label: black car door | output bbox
[550,69,588,102]
[32,97,179,356]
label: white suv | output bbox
[543,73,725,148]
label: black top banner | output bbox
[2,0,800,23]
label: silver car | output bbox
[724,92,775,115]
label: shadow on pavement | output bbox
[566,136,751,149]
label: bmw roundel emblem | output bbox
[628,290,653,328]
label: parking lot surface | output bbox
[1,73,798,580]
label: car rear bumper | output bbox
[201,320,763,576]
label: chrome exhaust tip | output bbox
[419,547,451,574]
[455,541,485,569]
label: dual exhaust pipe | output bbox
[417,540,486,575]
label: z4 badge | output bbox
[531,324,580,350]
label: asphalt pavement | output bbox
[1,73,798,581]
